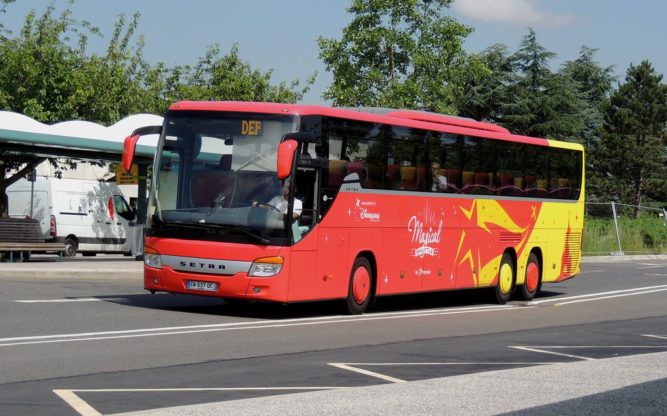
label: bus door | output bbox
[288,165,331,301]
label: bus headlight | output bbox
[248,256,283,277]
[144,247,162,269]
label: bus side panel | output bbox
[286,227,339,303]
[313,227,350,300]
[536,201,584,283]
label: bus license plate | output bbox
[186,280,218,292]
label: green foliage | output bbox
[167,44,315,104]
[0,6,160,124]
[0,2,311,217]
[583,216,667,255]
[455,44,513,122]
[318,0,472,112]
[559,46,615,150]
[500,29,583,142]
[591,61,667,212]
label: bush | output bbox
[583,215,667,255]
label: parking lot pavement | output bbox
[109,350,667,416]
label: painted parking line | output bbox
[528,284,667,306]
[54,386,347,416]
[509,345,667,361]
[638,263,664,269]
[329,363,407,383]
[15,297,128,303]
[57,360,569,415]
[554,288,667,306]
[0,304,524,348]
[509,346,596,361]
[328,361,564,384]
[642,334,667,340]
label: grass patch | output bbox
[583,216,667,255]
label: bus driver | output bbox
[254,180,302,220]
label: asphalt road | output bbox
[0,258,665,415]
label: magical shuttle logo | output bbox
[407,204,443,258]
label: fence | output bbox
[584,202,667,256]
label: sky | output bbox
[2,0,666,106]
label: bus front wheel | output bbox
[345,257,373,315]
[495,253,515,304]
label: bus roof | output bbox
[168,101,583,151]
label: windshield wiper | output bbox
[157,220,270,245]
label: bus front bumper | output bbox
[144,265,289,302]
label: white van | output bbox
[7,178,136,257]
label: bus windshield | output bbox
[148,110,299,244]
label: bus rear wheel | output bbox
[345,257,373,315]
[519,253,541,301]
[495,253,515,304]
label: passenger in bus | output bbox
[430,162,448,192]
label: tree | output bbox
[500,29,583,142]
[167,44,315,104]
[455,44,514,122]
[318,0,472,112]
[0,4,162,216]
[0,3,315,217]
[560,46,615,150]
[593,61,667,215]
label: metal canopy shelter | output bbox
[0,112,162,249]
[0,126,157,162]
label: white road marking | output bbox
[509,346,596,361]
[579,269,605,274]
[329,361,565,384]
[15,298,126,303]
[528,285,667,306]
[510,345,667,361]
[6,283,666,348]
[334,362,562,366]
[638,264,663,269]
[642,334,667,340]
[555,288,667,306]
[53,390,101,416]
[54,387,346,416]
[0,304,523,348]
[329,363,406,383]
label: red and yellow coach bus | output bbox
[123,101,584,314]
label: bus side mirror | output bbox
[277,139,298,179]
[122,134,140,172]
[122,125,162,172]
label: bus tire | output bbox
[64,237,78,257]
[495,252,515,304]
[345,257,373,315]
[519,253,541,301]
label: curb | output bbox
[0,268,142,279]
